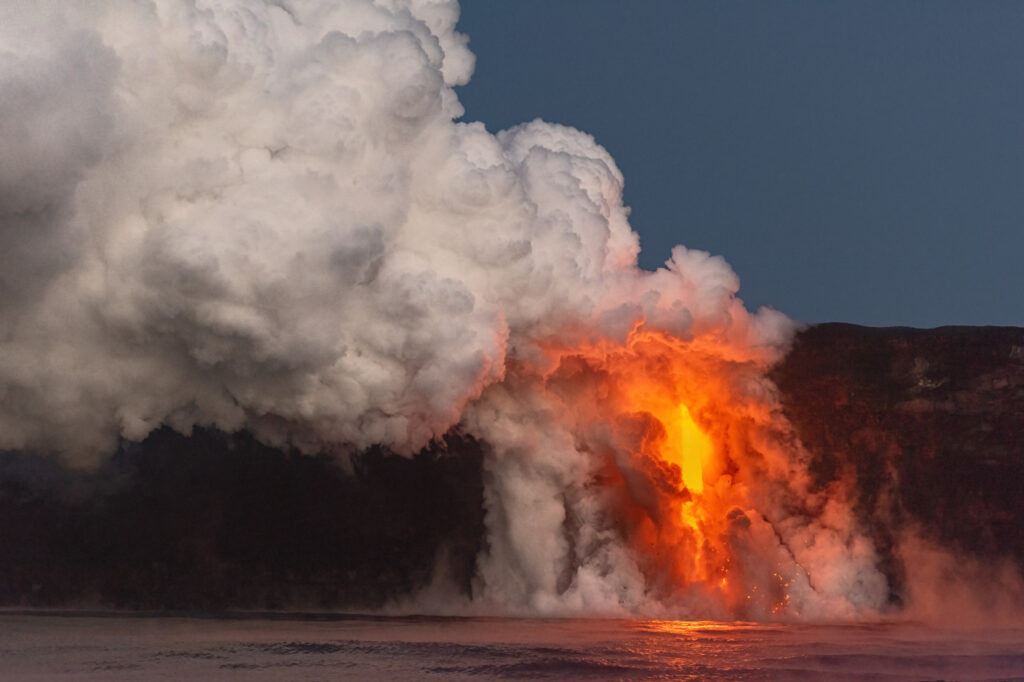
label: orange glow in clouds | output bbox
[542,323,796,617]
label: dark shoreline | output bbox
[2,323,1022,611]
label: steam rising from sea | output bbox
[1,0,1020,621]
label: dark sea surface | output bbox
[1,612,1023,681]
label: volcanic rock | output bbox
[772,323,1024,570]
[0,323,1021,610]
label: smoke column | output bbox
[1,0,897,618]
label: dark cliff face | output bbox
[1,324,1022,610]
[772,323,1024,570]
[0,430,486,610]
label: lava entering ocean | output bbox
[4,0,995,621]
[564,324,793,617]
[465,320,887,619]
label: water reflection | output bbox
[1,612,1022,681]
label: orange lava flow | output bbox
[541,323,796,616]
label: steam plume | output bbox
[1,0,903,618]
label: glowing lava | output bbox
[538,322,804,617]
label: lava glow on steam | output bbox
[519,322,829,619]
[2,0,900,622]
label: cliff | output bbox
[1,324,1021,609]
[0,432,486,610]
[772,323,1024,577]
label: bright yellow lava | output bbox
[618,372,714,494]
[675,404,711,493]
[655,402,712,494]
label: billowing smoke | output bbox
[0,0,925,619]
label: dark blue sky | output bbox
[455,2,1024,327]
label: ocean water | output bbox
[1,612,1023,681]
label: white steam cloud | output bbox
[1,0,894,618]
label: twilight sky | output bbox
[456,1,1024,328]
